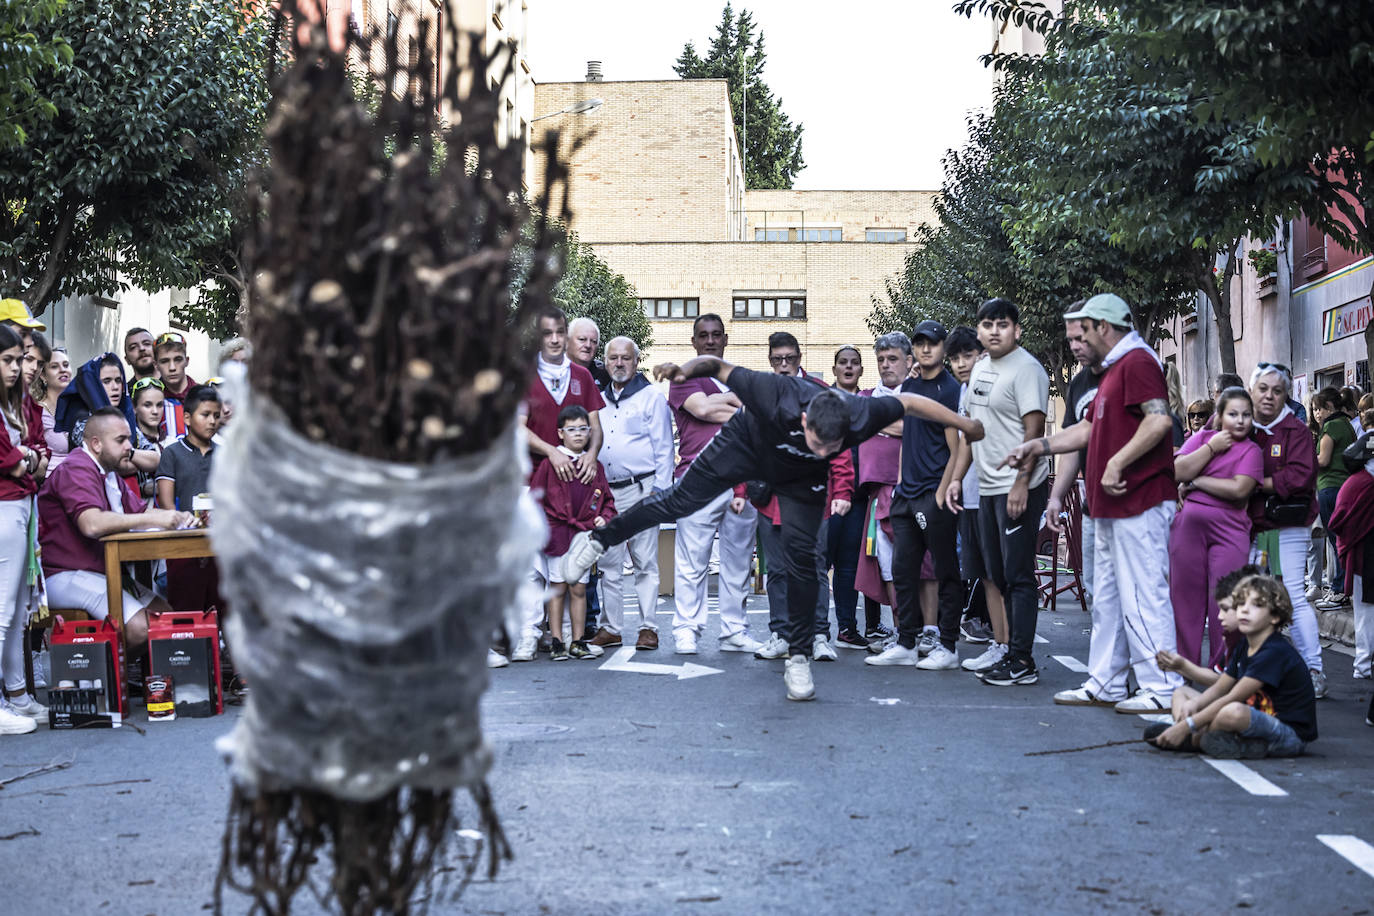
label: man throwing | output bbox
[563,354,983,702]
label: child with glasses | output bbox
[529,405,615,660]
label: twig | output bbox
[0,754,74,789]
[1024,738,1142,757]
[0,827,39,840]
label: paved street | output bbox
[4,593,1372,915]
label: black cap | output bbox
[912,319,947,342]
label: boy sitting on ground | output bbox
[529,405,616,660]
[1155,565,1261,703]
[1146,573,1317,758]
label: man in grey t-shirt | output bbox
[949,298,1049,687]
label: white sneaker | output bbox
[674,631,698,655]
[0,703,37,735]
[916,645,959,670]
[719,632,763,653]
[510,636,537,662]
[1114,689,1170,715]
[585,642,605,657]
[486,649,510,669]
[812,635,838,661]
[784,655,815,701]
[917,630,939,657]
[561,531,606,585]
[754,634,789,659]
[7,693,48,718]
[961,642,1007,672]
[865,643,919,666]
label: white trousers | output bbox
[1086,501,1182,699]
[599,479,661,635]
[1250,526,1323,673]
[1080,512,1096,604]
[673,489,756,638]
[1353,574,1372,679]
[0,499,32,693]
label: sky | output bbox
[528,0,996,190]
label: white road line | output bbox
[1052,655,1088,673]
[1034,634,1049,644]
[1317,835,1374,880]
[1202,758,1288,796]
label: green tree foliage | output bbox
[0,0,268,316]
[674,3,804,189]
[871,79,1195,395]
[955,1,1312,374]
[511,222,651,353]
[0,0,73,149]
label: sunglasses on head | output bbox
[156,331,186,346]
[130,377,165,395]
[1256,361,1291,375]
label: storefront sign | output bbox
[1322,295,1372,343]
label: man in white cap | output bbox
[1004,293,1182,713]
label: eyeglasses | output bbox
[130,377,165,395]
[769,353,801,367]
[155,331,186,346]
[560,426,590,434]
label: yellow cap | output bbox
[0,299,46,331]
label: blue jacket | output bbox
[54,353,136,436]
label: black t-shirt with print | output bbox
[1223,631,1318,742]
[722,367,903,501]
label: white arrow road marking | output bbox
[597,646,723,680]
[1052,655,1088,673]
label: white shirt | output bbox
[537,354,572,405]
[598,376,675,490]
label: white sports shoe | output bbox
[6,694,46,718]
[1115,689,1170,715]
[961,642,1007,672]
[486,649,510,669]
[0,703,37,735]
[784,655,815,701]
[510,636,538,662]
[674,631,699,655]
[864,643,919,666]
[719,632,763,653]
[812,635,838,661]
[561,531,606,585]
[754,634,789,659]
[916,645,959,670]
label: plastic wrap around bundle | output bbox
[210,391,543,802]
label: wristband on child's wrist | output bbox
[1185,715,1198,733]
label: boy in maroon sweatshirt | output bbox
[530,405,616,660]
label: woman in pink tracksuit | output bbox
[1169,387,1263,667]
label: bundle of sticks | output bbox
[211,4,569,914]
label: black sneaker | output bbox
[960,618,994,644]
[980,655,1038,686]
[864,624,895,642]
[550,639,569,661]
[835,628,869,650]
[569,640,594,660]
[1199,731,1268,759]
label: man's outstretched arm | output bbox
[654,356,736,385]
[895,393,984,442]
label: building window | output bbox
[641,297,700,319]
[753,228,841,242]
[732,295,806,320]
[866,228,907,242]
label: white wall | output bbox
[44,287,216,379]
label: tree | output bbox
[871,79,1195,396]
[0,0,73,149]
[0,0,269,313]
[955,1,1304,374]
[510,222,652,353]
[674,3,804,189]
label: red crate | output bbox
[147,610,223,717]
[50,616,126,717]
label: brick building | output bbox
[528,75,934,374]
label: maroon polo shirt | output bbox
[37,448,142,577]
[522,361,604,468]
